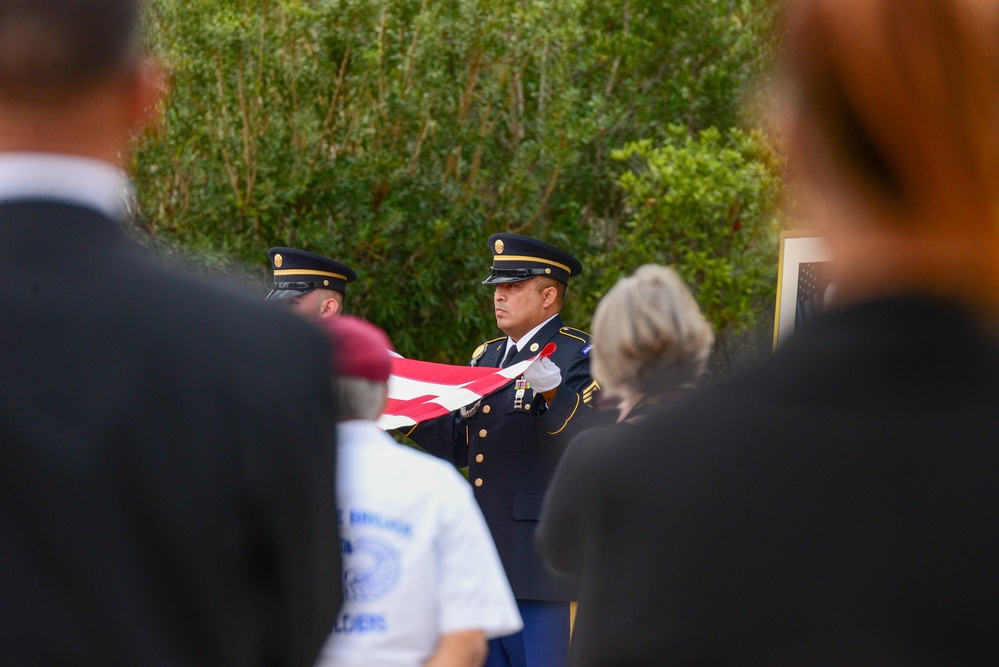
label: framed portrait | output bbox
[772,231,832,348]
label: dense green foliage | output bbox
[135,0,782,368]
[602,127,784,370]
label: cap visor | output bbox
[481,275,534,285]
[265,288,312,301]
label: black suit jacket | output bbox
[538,296,999,666]
[0,202,340,666]
[407,314,600,601]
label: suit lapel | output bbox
[481,340,508,369]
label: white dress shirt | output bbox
[502,313,558,361]
[0,152,133,220]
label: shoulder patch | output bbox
[581,343,593,356]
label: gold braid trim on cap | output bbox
[273,268,349,281]
[492,255,572,275]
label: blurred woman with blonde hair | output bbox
[590,264,713,423]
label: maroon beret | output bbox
[320,315,393,383]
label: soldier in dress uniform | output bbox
[405,233,601,667]
[266,246,357,320]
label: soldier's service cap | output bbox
[482,233,582,286]
[265,247,357,301]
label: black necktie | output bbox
[501,345,518,368]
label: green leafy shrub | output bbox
[135,0,781,368]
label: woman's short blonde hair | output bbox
[591,265,714,399]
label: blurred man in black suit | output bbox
[0,1,340,664]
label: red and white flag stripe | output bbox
[376,343,554,430]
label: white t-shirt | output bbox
[316,420,522,667]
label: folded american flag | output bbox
[376,343,554,430]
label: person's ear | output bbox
[125,59,167,135]
[321,298,340,318]
[542,286,557,309]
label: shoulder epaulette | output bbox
[471,336,505,362]
[558,327,591,344]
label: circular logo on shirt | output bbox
[343,536,401,602]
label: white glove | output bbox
[524,356,562,393]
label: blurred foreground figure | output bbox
[316,315,521,667]
[536,1,999,664]
[0,1,340,664]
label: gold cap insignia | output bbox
[494,239,505,254]
[545,268,552,274]
[324,280,329,286]
[530,343,540,352]
[274,254,283,268]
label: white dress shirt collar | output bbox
[0,152,134,221]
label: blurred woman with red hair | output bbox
[536,1,999,664]
[783,0,999,310]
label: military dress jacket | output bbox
[406,314,600,601]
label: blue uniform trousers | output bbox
[485,600,570,667]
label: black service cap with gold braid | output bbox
[482,233,582,286]
[265,247,357,300]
